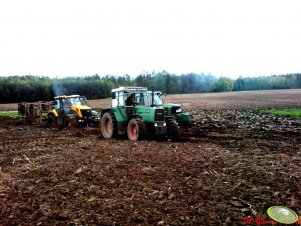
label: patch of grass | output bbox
[0,111,19,117]
[261,109,301,117]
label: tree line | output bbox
[0,73,300,103]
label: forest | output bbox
[0,72,300,103]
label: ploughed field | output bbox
[0,89,301,225]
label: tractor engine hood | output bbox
[70,105,91,118]
[158,103,180,108]
[71,105,91,111]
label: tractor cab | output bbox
[54,95,90,115]
[112,87,148,104]
[149,91,164,105]
[111,87,150,117]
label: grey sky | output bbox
[0,0,300,78]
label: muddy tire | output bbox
[48,114,58,128]
[127,118,145,141]
[101,112,117,139]
[166,117,180,141]
[63,117,72,128]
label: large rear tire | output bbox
[48,114,58,128]
[166,117,180,141]
[127,118,145,141]
[101,112,117,139]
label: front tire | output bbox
[48,114,58,128]
[63,117,72,128]
[101,112,117,139]
[127,118,144,141]
[166,117,180,141]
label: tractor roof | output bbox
[148,91,162,95]
[54,95,80,99]
[112,87,147,93]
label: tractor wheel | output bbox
[63,117,72,128]
[166,117,180,141]
[127,118,145,141]
[48,114,58,128]
[101,112,117,139]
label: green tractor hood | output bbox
[157,103,191,124]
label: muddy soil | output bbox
[0,107,301,225]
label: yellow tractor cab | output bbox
[48,95,100,128]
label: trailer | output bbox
[18,101,53,124]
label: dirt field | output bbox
[1,89,301,225]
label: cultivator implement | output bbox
[18,101,53,124]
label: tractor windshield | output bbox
[146,91,163,105]
[154,95,163,105]
[67,96,89,106]
[135,92,148,106]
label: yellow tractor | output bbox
[48,95,100,128]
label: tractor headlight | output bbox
[154,123,158,127]
[176,108,182,113]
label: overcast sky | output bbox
[0,0,300,78]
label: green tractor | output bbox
[148,91,191,125]
[100,87,180,141]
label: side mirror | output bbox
[54,100,58,105]
[112,92,116,99]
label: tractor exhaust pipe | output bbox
[57,97,64,128]
[151,87,154,107]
